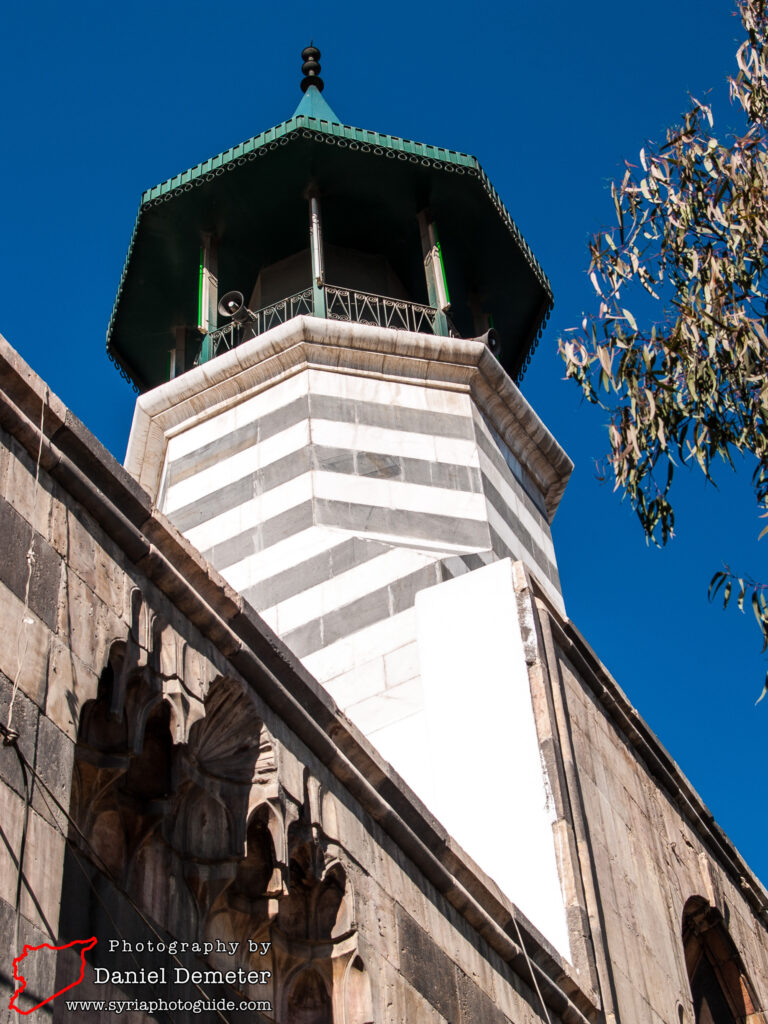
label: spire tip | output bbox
[301,44,324,93]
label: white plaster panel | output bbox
[415,559,571,959]
[366,710,432,805]
[324,656,387,709]
[384,641,420,689]
[344,677,423,736]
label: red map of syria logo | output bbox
[9,937,97,1014]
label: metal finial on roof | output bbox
[301,45,324,93]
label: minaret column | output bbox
[418,209,450,336]
[308,191,326,318]
[197,235,218,363]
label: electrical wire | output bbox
[510,910,554,1024]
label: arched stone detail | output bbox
[150,612,184,680]
[283,965,333,1024]
[77,658,130,754]
[67,593,378,1023]
[246,796,288,879]
[169,780,235,863]
[229,804,281,906]
[682,895,762,1023]
[341,955,375,1024]
[185,675,271,783]
[72,650,173,886]
[123,674,164,757]
[271,824,360,1022]
[317,861,353,941]
[129,587,149,650]
[70,602,282,954]
[164,689,190,745]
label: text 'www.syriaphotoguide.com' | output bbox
[64,997,272,1014]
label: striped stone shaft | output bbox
[126,317,572,741]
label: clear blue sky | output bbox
[1,0,765,884]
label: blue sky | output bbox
[1,0,765,884]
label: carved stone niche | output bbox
[71,591,375,1021]
[268,774,374,1024]
[171,675,281,925]
[203,761,375,1022]
[73,642,174,883]
[71,594,281,947]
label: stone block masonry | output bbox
[0,317,766,1023]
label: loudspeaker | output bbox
[485,328,500,354]
[218,291,249,323]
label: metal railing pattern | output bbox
[205,288,314,359]
[201,285,451,364]
[325,285,440,335]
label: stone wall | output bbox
[0,337,590,1024]
[538,599,768,1023]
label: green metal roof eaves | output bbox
[140,114,479,203]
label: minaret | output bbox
[111,49,574,957]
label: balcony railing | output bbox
[325,285,442,335]
[204,288,314,360]
[200,285,455,365]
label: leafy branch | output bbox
[560,0,768,697]
[709,567,768,700]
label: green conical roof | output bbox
[292,83,341,124]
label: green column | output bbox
[197,235,219,333]
[417,210,450,336]
[309,193,326,319]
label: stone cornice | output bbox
[125,316,573,521]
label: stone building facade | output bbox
[0,327,766,1022]
[1,52,767,1024]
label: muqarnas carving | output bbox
[70,591,374,1021]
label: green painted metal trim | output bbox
[430,222,451,308]
[105,199,145,392]
[142,115,477,202]
[197,248,204,330]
